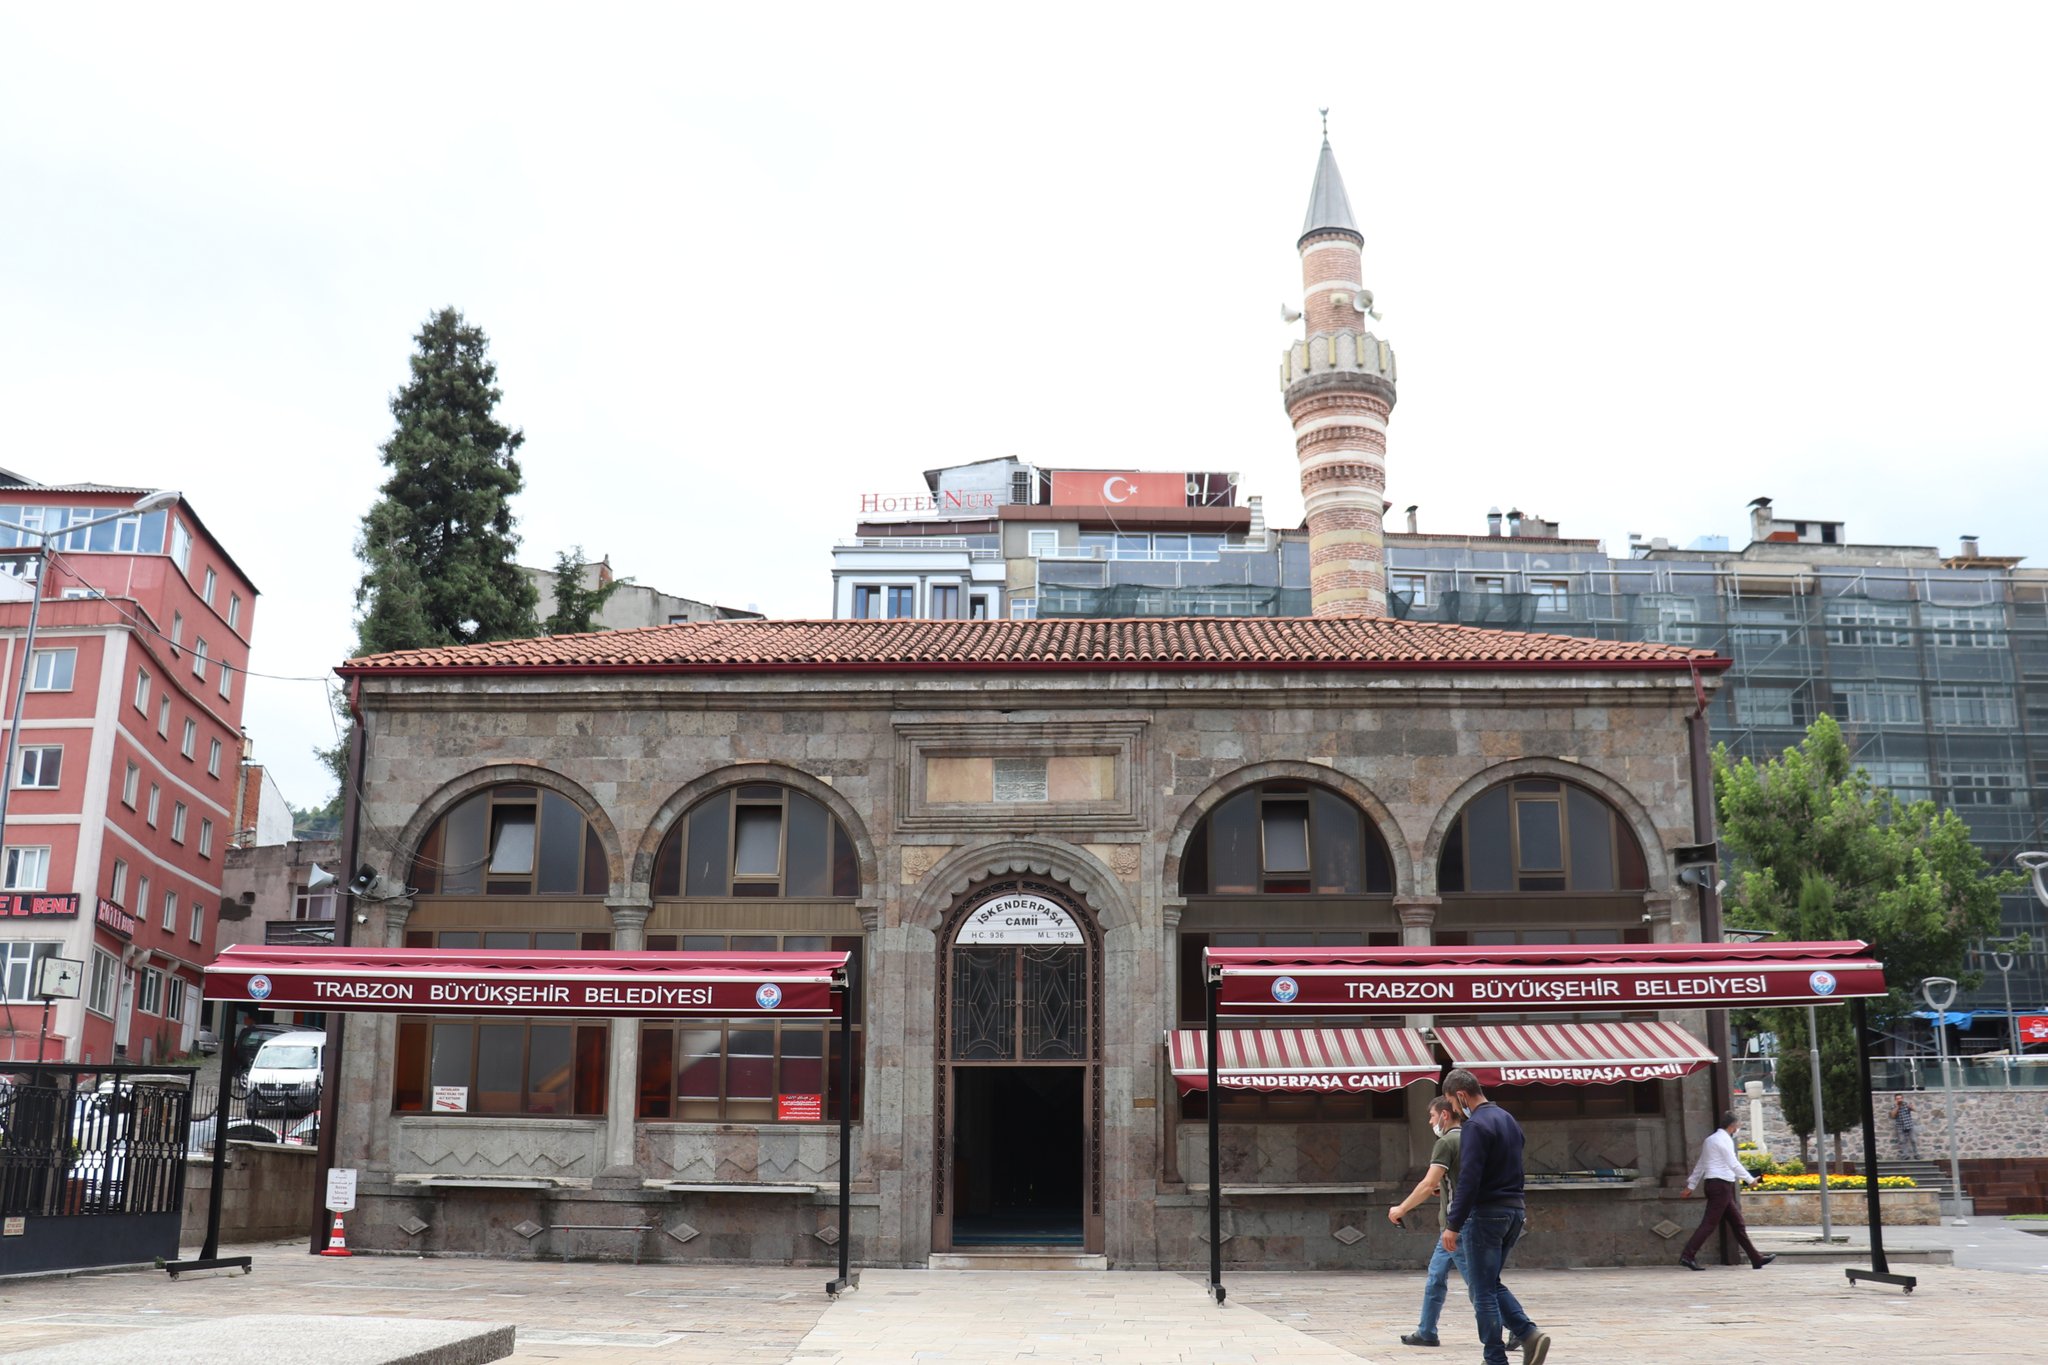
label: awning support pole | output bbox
[1845,997,1914,1292]
[164,999,252,1277]
[826,977,854,1299]
[1205,966,1224,1304]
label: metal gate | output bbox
[0,1064,195,1274]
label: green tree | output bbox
[353,307,538,657]
[1761,876,1867,1160]
[543,547,626,635]
[1715,714,2022,1146]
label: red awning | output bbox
[1436,1021,1715,1087]
[1165,1027,1437,1095]
[201,945,847,1018]
[1208,941,1886,1016]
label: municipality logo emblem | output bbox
[1809,970,1837,996]
[1271,976,1300,1004]
[248,974,273,1001]
[756,983,783,1009]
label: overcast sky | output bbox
[4,5,2043,810]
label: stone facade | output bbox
[1751,1086,2048,1163]
[329,659,1731,1270]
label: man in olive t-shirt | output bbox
[1387,1095,1465,1347]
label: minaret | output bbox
[1282,119,1397,616]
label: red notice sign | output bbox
[2020,1015,2048,1047]
[777,1094,824,1122]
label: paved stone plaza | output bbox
[1,1233,2041,1363]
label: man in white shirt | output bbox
[1678,1110,1777,1270]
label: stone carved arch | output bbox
[631,763,879,905]
[905,837,1138,939]
[1161,760,1416,900]
[389,764,627,900]
[1418,757,1673,898]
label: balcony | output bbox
[264,919,335,946]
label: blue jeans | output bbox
[1416,1236,1470,1337]
[1461,1207,1537,1365]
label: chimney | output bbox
[1958,535,1980,559]
[1748,496,1774,543]
[1506,508,1525,537]
[1486,507,1503,537]
[1247,495,1269,548]
[1404,504,1418,534]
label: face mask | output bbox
[1430,1121,1444,1138]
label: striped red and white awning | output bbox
[1436,1021,1715,1088]
[1165,1027,1438,1095]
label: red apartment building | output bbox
[0,478,256,1063]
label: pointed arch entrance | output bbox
[934,878,1102,1254]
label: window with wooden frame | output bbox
[391,1018,610,1116]
[1179,781,1394,896]
[636,930,864,1122]
[650,785,858,900]
[410,785,608,897]
[1436,778,1647,894]
[403,929,614,951]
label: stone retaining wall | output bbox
[1738,1188,1939,1226]
[1748,1088,2048,1163]
[182,1141,321,1244]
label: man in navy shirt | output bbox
[1440,1069,1550,1365]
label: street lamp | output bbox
[1988,947,2019,1064]
[1919,975,1968,1224]
[0,490,181,904]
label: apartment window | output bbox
[180,718,197,758]
[17,745,62,788]
[410,785,608,897]
[138,968,163,1016]
[171,802,189,843]
[1825,600,1912,648]
[1926,605,2006,649]
[122,761,140,807]
[192,637,208,678]
[970,596,990,620]
[134,668,151,712]
[3,846,50,891]
[189,902,204,943]
[167,976,189,1023]
[148,784,161,826]
[86,950,117,1016]
[1529,579,1570,614]
[1438,778,1649,894]
[198,819,214,858]
[1010,598,1037,620]
[1930,685,2017,729]
[1830,682,1923,727]
[1153,533,1191,561]
[650,784,858,900]
[136,876,151,921]
[1026,529,1059,559]
[2,941,67,1003]
[1858,759,1932,803]
[202,567,217,605]
[218,661,232,700]
[1946,762,2025,806]
[851,585,884,619]
[1730,604,1798,645]
[885,586,915,618]
[29,649,75,691]
[929,584,962,619]
[157,697,170,737]
[110,859,128,905]
[207,738,222,777]
[1734,686,1802,727]
[1643,595,1700,645]
[1389,573,1429,608]
[227,593,242,630]
[295,885,338,921]
[392,1019,610,1117]
[170,520,191,570]
[171,613,184,653]
[163,890,177,930]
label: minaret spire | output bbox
[1280,123,1396,616]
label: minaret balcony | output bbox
[1279,330,1398,391]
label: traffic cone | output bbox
[320,1212,352,1257]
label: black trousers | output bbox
[1682,1178,1762,1263]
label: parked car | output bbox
[188,1113,286,1148]
[227,1022,294,1096]
[194,1026,220,1055]
[244,1030,325,1117]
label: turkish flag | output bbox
[1048,470,1191,511]
[2020,1015,2048,1046]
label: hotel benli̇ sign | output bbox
[956,894,1083,945]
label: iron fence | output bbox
[0,1065,194,1218]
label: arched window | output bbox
[1179,781,1394,896]
[410,785,607,897]
[1437,778,1647,894]
[651,784,858,899]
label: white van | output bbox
[244,1029,325,1116]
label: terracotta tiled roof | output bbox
[339,617,1726,676]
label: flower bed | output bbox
[1750,1174,1918,1192]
